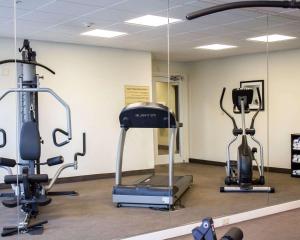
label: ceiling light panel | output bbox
[196,44,237,50]
[125,15,182,27]
[81,29,127,38]
[247,34,296,42]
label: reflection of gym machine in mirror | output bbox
[0,40,86,236]
[192,217,243,240]
[113,102,193,209]
[220,88,274,193]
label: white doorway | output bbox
[152,75,186,165]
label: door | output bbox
[152,75,184,165]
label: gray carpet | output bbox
[174,208,300,240]
[0,163,299,239]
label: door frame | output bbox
[152,72,188,165]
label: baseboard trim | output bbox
[123,200,300,240]
[189,158,290,174]
[0,168,154,189]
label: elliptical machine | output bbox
[0,39,86,236]
[219,87,274,193]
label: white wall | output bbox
[0,38,153,183]
[152,60,189,75]
[188,49,300,169]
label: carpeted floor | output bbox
[0,163,299,239]
[173,208,300,240]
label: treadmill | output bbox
[112,102,193,209]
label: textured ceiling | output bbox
[0,0,300,61]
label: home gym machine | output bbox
[0,39,86,236]
[219,87,274,193]
[192,217,243,240]
[112,102,193,209]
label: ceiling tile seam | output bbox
[5,0,128,36]
[0,0,60,26]
[20,0,147,38]
[161,17,266,39]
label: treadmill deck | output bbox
[112,174,193,208]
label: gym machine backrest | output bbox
[192,217,243,240]
[20,121,41,161]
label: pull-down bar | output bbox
[186,1,300,20]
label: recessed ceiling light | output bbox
[195,44,237,50]
[247,34,296,42]
[81,29,127,38]
[125,15,182,27]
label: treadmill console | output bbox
[119,102,178,129]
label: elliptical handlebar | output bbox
[250,88,262,129]
[220,87,238,130]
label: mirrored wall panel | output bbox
[3,1,300,240]
[166,1,273,230]
[10,0,171,239]
[266,11,300,206]
[0,0,19,237]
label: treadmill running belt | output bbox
[138,175,182,187]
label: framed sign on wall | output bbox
[124,85,150,105]
[240,80,265,111]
